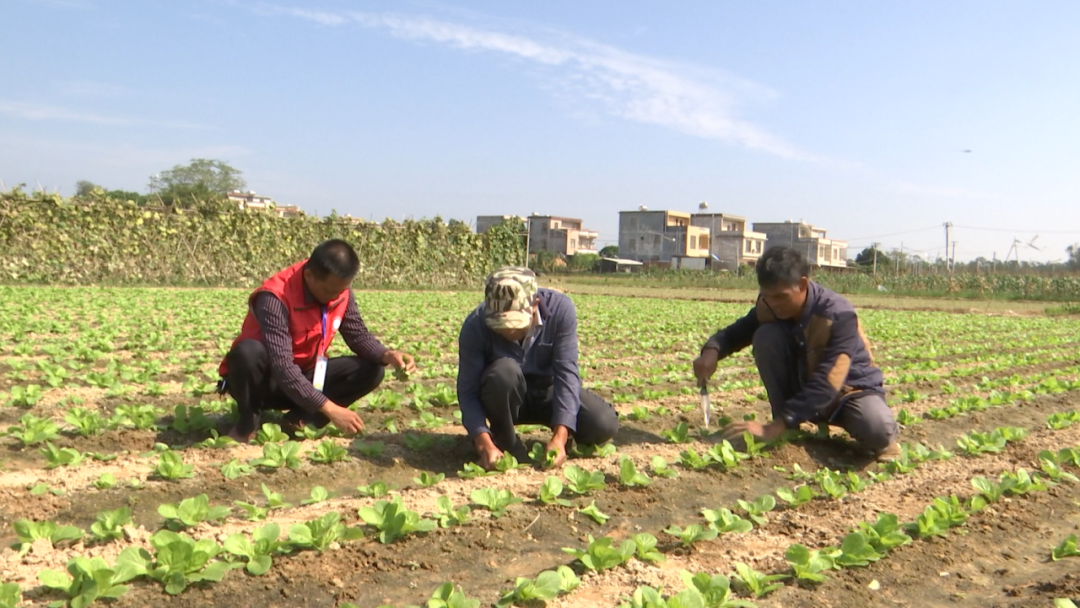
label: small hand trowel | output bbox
[698,379,711,428]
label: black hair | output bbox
[756,246,809,288]
[307,239,359,280]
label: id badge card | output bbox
[312,356,328,392]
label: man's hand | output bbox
[720,419,785,442]
[319,400,365,435]
[545,425,570,468]
[473,433,504,471]
[382,350,418,374]
[693,349,720,383]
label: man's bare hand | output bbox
[320,401,365,435]
[693,349,719,383]
[473,433,504,471]
[545,425,570,468]
[720,419,785,442]
[382,350,418,374]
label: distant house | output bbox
[227,190,303,219]
[475,214,599,256]
[228,190,273,210]
[690,212,768,270]
[475,215,526,234]
[599,257,643,273]
[617,208,711,264]
[752,220,848,268]
[526,215,598,256]
[274,205,304,219]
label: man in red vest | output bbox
[218,239,416,442]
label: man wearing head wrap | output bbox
[456,267,620,470]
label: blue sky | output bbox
[4,0,1079,263]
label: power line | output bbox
[953,225,1080,235]
[842,225,941,242]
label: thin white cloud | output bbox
[893,181,995,200]
[0,100,135,125]
[0,100,207,130]
[262,5,827,162]
[55,81,132,99]
[255,6,347,26]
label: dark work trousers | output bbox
[479,358,620,452]
[225,339,385,436]
[752,323,899,452]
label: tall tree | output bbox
[1068,244,1080,270]
[75,180,101,197]
[855,246,891,269]
[153,158,245,206]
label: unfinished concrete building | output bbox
[618,209,711,265]
[752,220,849,268]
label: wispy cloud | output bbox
[893,181,996,200]
[0,100,136,125]
[258,5,827,162]
[55,81,132,99]
[0,100,206,129]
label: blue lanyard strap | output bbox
[319,307,328,356]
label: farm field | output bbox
[1,286,1080,608]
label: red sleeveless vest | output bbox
[218,259,350,377]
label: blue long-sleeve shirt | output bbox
[456,288,581,438]
[701,281,884,425]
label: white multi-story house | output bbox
[690,212,768,270]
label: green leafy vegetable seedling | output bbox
[413,471,445,488]
[434,496,470,528]
[470,488,523,518]
[300,486,331,505]
[733,561,788,597]
[577,500,610,524]
[538,476,573,507]
[701,508,753,535]
[561,535,635,572]
[158,494,231,530]
[358,497,437,544]
[663,524,718,548]
[564,465,607,495]
[89,507,132,543]
[1052,534,1080,561]
[618,456,651,487]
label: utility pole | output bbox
[872,242,881,276]
[951,241,957,273]
[944,222,953,274]
[896,242,902,274]
[523,217,531,268]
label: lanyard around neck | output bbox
[318,306,329,357]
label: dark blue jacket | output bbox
[457,289,581,438]
[703,281,884,426]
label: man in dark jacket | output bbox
[219,239,416,442]
[457,267,619,470]
[693,247,900,460]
